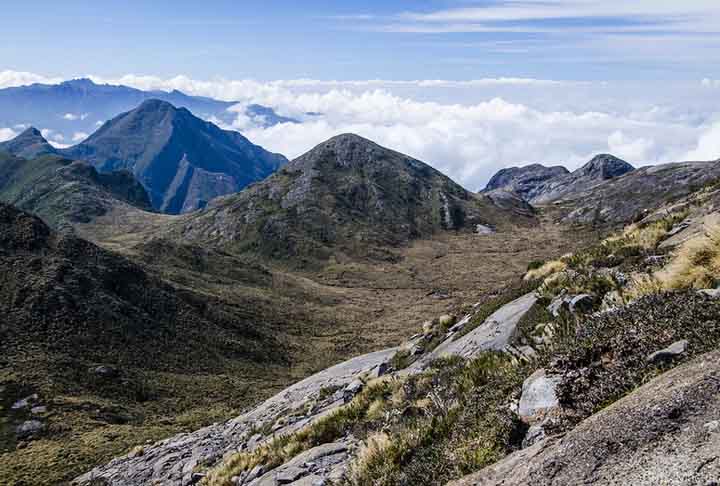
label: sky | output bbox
[2,0,720,189]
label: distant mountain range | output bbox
[1,100,289,214]
[0,78,297,143]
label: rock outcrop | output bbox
[484,164,569,201]
[450,350,720,486]
[74,348,396,486]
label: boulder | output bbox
[518,369,561,422]
[646,340,689,364]
[16,420,45,439]
[475,224,495,235]
[92,365,120,379]
[569,294,594,314]
[343,380,364,403]
[698,288,720,299]
[11,393,39,410]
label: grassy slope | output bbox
[0,203,591,485]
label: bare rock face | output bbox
[484,164,569,201]
[449,350,720,486]
[528,154,634,205]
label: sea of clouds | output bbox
[1,70,719,190]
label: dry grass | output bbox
[202,377,398,486]
[524,259,567,281]
[626,223,720,299]
[659,225,720,289]
[347,432,393,483]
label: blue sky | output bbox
[2,0,720,81]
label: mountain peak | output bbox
[0,126,57,159]
[298,133,406,171]
[63,100,287,214]
[577,154,634,180]
[18,126,44,138]
[60,78,98,89]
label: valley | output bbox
[1,81,719,486]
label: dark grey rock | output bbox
[93,365,120,379]
[343,380,364,403]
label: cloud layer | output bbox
[2,70,720,190]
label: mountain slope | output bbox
[549,159,720,224]
[62,99,288,214]
[0,78,297,142]
[0,151,152,230]
[175,133,520,263]
[0,127,59,158]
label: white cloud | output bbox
[41,129,66,146]
[0,127,17,142]
[72,132,89,142]
[702,78,720,88]
[2,70,720,189]
[0,70,62,89]
[81,72,718,189]
[684,121,720,161]
[62,113,89,121]
[399,1,720,27]
[607,131,657,162]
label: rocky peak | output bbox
[575,154,634,180]
[298,133,397,170]
[484,164,570,202]
[0,126,58,159]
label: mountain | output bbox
[0,126,59,158]
[175,133,521,263]
[0,150,151,230]
[484,163,569,201]
[529,154,635,205]
[62,99,288,214]
[551,159,720,224]
[484,154,634,206]
[0,78,297,142]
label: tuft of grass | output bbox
[524,259,567,281]
[659,224,720,290]
[626,223,720,299]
